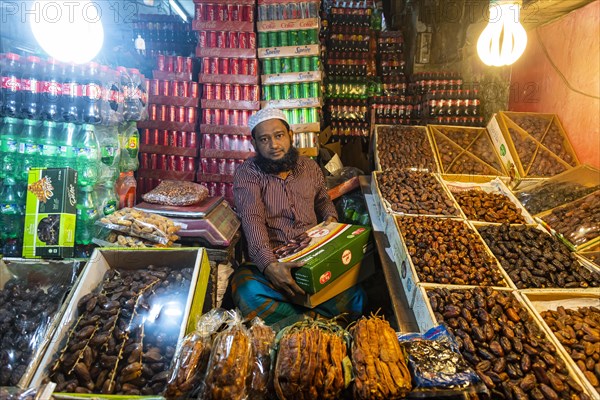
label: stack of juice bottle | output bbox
[0,53,144,257]
[137,55,200,199]
[323,1,380,140]
[411,72,485,127]
[194,0,260,204]
[257,0,323,154]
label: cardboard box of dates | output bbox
[278,222,372,294]
[31,248,211,397]
[487,111,579,180]
[387,215,515,307]
[373,125,440,173]
[520,291,600,397]
[411,285,596,399]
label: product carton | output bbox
[280,222,372,294]
[22,167,77,259]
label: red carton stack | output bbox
[193,0,260,204]
[137,56,200,200]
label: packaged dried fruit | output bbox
[142,180,209,207]
[97,207,183,245]
[248,318,275,400]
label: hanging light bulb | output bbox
[30,0,104,64]
[477,0,527,67]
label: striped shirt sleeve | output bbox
[233,165,278,273]
[311,160,338,222]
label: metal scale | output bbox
[135,196,240,248]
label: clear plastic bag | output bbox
[0,383,55,400]
[93,230,179,248]
[398,325,484,396]
[97,207,182,245]
[248,318,275,400]
[142,181,209,206]
[165,309,229,400]
[203,310,254,400]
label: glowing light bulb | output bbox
[477,0,527,67]
[30,0,104,64]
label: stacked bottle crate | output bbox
[323,2,379,140]
[411,72,484,127]
[257,0,322,156]
[137,55,200,200]
[193,0,260,203]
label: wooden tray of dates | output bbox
[373,125,440,172]
[415,285,595,400]
[520,291,600,397]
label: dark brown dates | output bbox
[427,287,591,400]
[478,224,600,289]
[396,216,506,286]
[541,191,600,247]
[377,170,460,216]
[376,125,437,171]
[47,265,192,395]
[452,189,527,224]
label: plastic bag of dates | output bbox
[426,286,594,400]
[398,325,484,396]
[202,310,254,400]
[142,180,209,207]
[248,317,276,400]
[165,309,229,400]
[97,207,182,245]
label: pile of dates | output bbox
[434,133,497,176]
[376,126,437,171]
[377,170,460,216]
[47,265,192,395]
[528,148,568,177]
[542,123,576,166]
[508,127,538,170]
[452,189,527,224]
[541,191,600,247]
[0,279,69,386]
[273,232,311,259]
[427,286,592,400]
[478,225,600,289]
[396,216,506,286]
[516,181,600,215]
[541,306,600,394]
[510,115,550,141]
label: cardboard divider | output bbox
[202,99,261,110]
[152,70,194,81]
[200,124,252,136]
[148,95,199,107]
[199,73,259,85]
[261,97,322,109]
[257,18,320,32]
[262,70,322,84]
[519,290,600,398]
[196,47,257,58]
[138,168,197,181]
[138,120,197,132]
[30,248,211,395]
[139,144,198,157]
[258,44,320,58]
[192,20,254,31]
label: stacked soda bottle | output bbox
[0,53,145,257]
[322,1,381,140]
[137,56,199,199]
[257,0,323,153]
[132,14,197,58]
[194,0,260,204]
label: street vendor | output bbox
[232,108,366,326]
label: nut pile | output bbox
[396,216,506,286]
[540,306,600,394]
[376,126,437,171]
[528,148,568,177]
[516,182,600,215]
[0,280,69,386]
[273,232,311,259]
[99,208,181,245]
[542,123,576,166]
[377,170,460,216]
[452,189,527,224]
[48,265,193,395]
[478,224,600,289]
[427,286,591,400]
[541,191,600,247]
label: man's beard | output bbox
[254,146,299,174]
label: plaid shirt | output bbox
[233,156,338,273]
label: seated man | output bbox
[232,108,366,326]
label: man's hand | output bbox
[263,261,306,298]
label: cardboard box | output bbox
[289,252,375,308]
[280,222,372,294]
[22,168,77,259]
[30,248,211,397]
[373,124,440,172]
